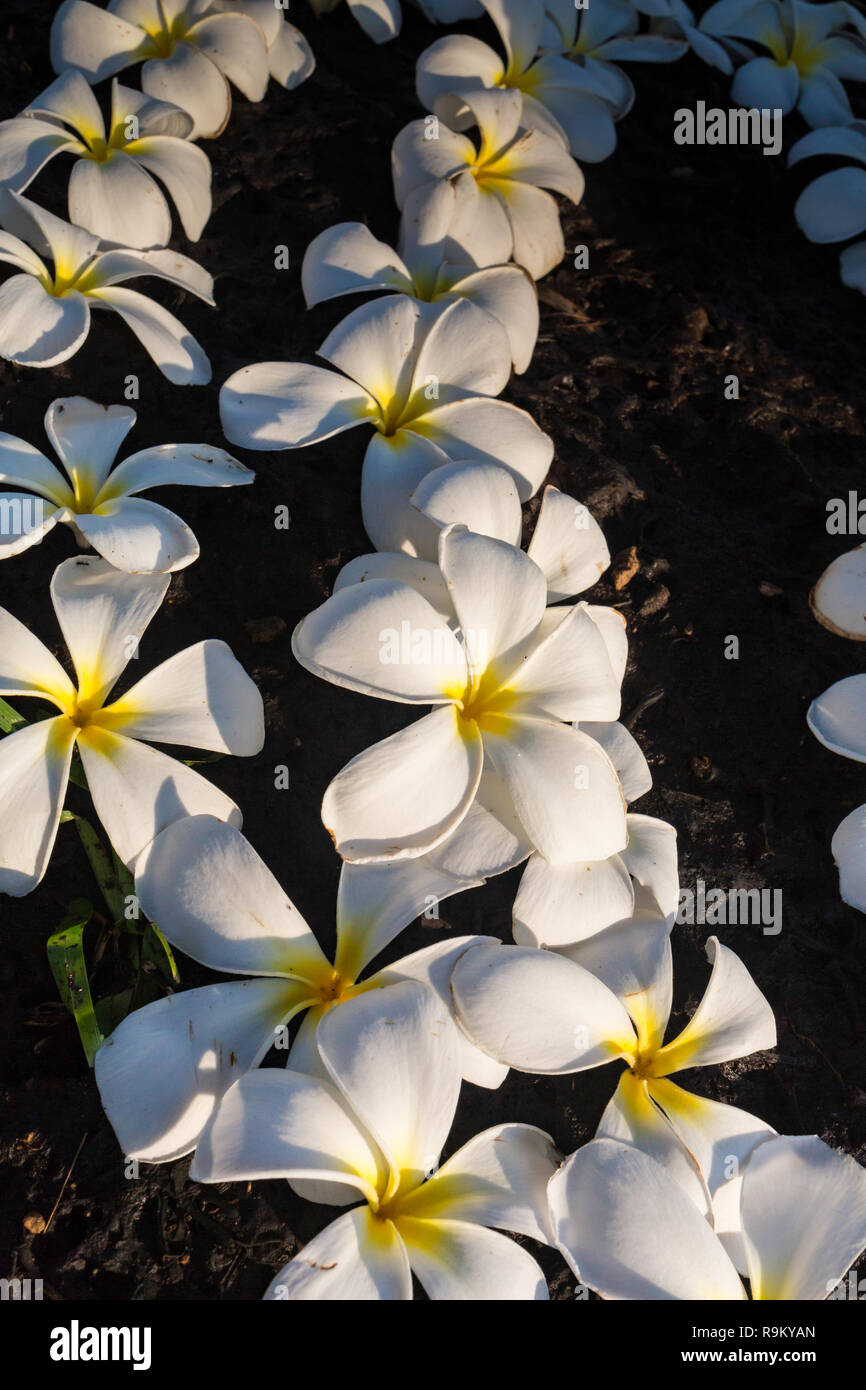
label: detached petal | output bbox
[321,705,483,862]
[0,716,76,896]
[795,167,866,243]
[832,803,866,913]
[346,0,402,43]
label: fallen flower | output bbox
[95,812,505,1162]
[0,192,213,382]
[789,122,866,293]
[293,522,626,865]
[50,0,273,139]
[0,394,253,571]
[0,71,212,249]
[549,1133,866,1299]
[220,293,552,553]
[452,926,777,1259]
[191,979,558,1299]
[0,556,263,895]
[392,87,585,279]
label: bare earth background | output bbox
[1,0,864,1300]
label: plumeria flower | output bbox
[789,122,866,293]
[305,0,483,46]
[808,667,866,913]
[452,926,777,1263]
[49,0,278,139]
[293,522,627,867]
[392,88,585,279]
[415,0,628,163]
[220,293,553,553]
[191,979,558,1299]
[0,556,263,896]
[638,0,756,75]
[0,192,213,382]
[700,0,866,127]
[301,191,539,373]
[0,396,253,571]
[339,460,679,945]
[550,1133,866,1300]
[208,1,315,89]
[0,72,212,250]
[95,812,509,1162]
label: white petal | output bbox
[0,275,90,369]
[100,441,253,497]
[399,1218,547,1300]
[442,263,539,373]
[126,135,213,241]
[191,1068,382,1202]
[596,1071,712,1218]
[807,673,866,761]
[71,495,199,573]
[50,0,146,83]
[45,395,136,498]
[654,937,776,1076]
[741,1134,866,1300]
[0,605,75,705]
[0,432,72,507]
[68,153,171,250]
[412,395,553,498]
[50,553,168,706]
[220,361,374,450]
[318,294,421,409]
[411,459,523,545]
[135,814,327,980]
[578,720,651,802]
[335,859,481,980]
[409,295,512,397]
[810,544,866,638]
[621,813,679,923]
[564,910,673,1050]
[142,45,231,140]
[317,979,461,1193]
[301,222,413,307]
[482,717,628,864]
[527,485,610,600]
[322,705,483,862]
[423,763,533,877]
[94,978,310,1161]
[731,56,800,113]
[265,1208,411,1300]
[491,178,566,279]
[345,0,402,43]
[0,116,77,193]
[832,803,866,912]
[584,602,628,684]
[439,524,547,678]
[187,13,269,101]
[361,430,455,556]
[483,0,546,72]
[513,851,635,947]
[77,725,241,870]
[416,36,504,116]
[797,67,852,128]
[86,285,211,386]
[0,716,76,896]
[333,550,453,622]
[0,492,59,559]
[267,19,316,88]
[549,1139,745,1300]
[291,578,467,704]
[795,167,866,243]
[391,120,476,208]
[1,190,99,278]
[451,940,635,1073]
[507,602,621,721]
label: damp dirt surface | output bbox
[1,1,865,1302]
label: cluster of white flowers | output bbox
[0,0,864,1304]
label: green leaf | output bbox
[72,815,129,923]
[0,697,27,734]
[142,921,180,985]
[47,901,104,1067]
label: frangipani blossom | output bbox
[306,0,482,46]
[0,557,263,896]
[50,0,273,139]
[0,72,212,250]
[415,0,627,164]
[701,0,866,127]
[208,1,315,89]
[96,812,507,1162]
[807,672,866,913]
[301,197,539,372]
[220,294,553,554]
[0,395,253,572]
[191,980,558,1300]
[337,461,679,944]
[452,928,777,1261]
[550,1134,866,1300]
[789,122,866,293]
[641,0,755,76]
[392,88,585,279]
[294,522,627,866]
[0,192,213,382]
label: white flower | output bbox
[292,522,627,866]
[701,0,866,127]
[190,979,558,1300]
[301,197,539,373]
[50,0,273,139]
[549,1133,866,1300]
[789,122,866,292]
[0,192,213,382]
[0,72,212,250]
[392,88,585,278]
[639,0,756,75]
[0,395,253,571]
[807,664,866,913]
[95,812,506,1162]
[452,929,777,1261]
[0,556,264,895]
[207,1,315,89]
[219,293,553,553]
[810,540,866,640]
[336,460,678,944]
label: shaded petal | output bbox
[335,859,482,980]
[578,721,651,803]
[333,550,453,622]
[50,0,147,83]
[100,441,253,498]
[187,13,269,101]
[0,716,76,896]
[795,167,866,243]
[142,45,231,140]
[443,263,539,373]
[621,813,679,923]
[301,222,413,307]
[126,135,213,241]
[0,275,89,369]
[220,361,375,450]
[415,34,505,113]
[810,544,866,639]
[267,19,316,88]
[492,178,566,279]
[513,851,635,947]
[86,285,211,386]
[561,909,673,1051]
[361,429,457,556]
[596,1070,712,1218]
[412,459,523,546]
[832,803,866,912]
[68,152,171,249]
[730,56,800,113]
[653,937,776,1077]
[506,601,621,721]
[807,673,866,761]
[318,294,420,409]
[346,0,402,43]
[423,763,533,877]
[409,295,512,397]
[0,116,78,194]
[265,1208,411,1300]
[71,495,199,573]
[527,485,610,600]
[398,1218,548,1299]
[45,395,135,497]
[0,605,75,705]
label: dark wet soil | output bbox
[1,0,864,1300]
